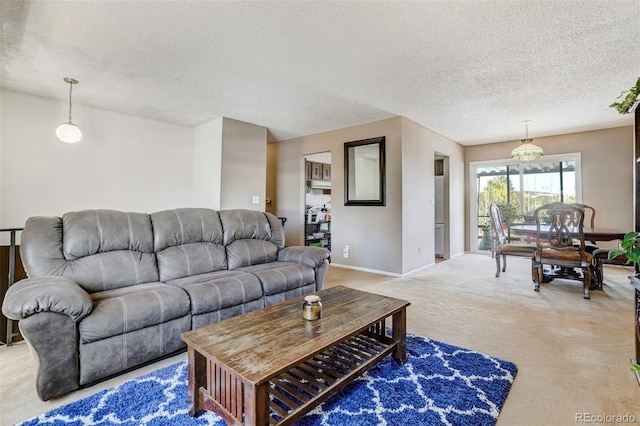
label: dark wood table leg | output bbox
[188,347,206,417]
[244,382,269,426]
[392,308,407,364]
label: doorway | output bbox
[434,154,449,261]
[304,152,332,251]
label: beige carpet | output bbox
[1,253,639,425]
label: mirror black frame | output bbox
[344,136,386,206]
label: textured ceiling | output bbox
[1,1,639,145]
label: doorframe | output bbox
[435,153,450,260]
[302,151,333,251]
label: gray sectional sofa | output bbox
[2,208,330,401]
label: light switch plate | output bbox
[252,196,260,204]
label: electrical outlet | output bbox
[343,245,350,258]
[418,245,422,254]
[252,196,260,204]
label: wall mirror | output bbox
[344,136,386,206]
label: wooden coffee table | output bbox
[181,285,410,426]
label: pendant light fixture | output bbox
[56,77,82,143]
[511,120,542,162]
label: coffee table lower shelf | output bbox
[197,327,397,426]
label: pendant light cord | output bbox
[68,81,73,123]
[521,120,533,143]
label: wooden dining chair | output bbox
[532,202,594,299]
[592,248,629,288]
[571,202,598,251]
[489,203,536,277]
[571,203,595,228]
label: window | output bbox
[470,153,581,253]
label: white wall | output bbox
[193,117,223,209]
[400,118,465,273]
[0,89,194,234]
[272,117,465,276]
[220,118,267,210]
[273,118,404,274]
[193,117,268,210]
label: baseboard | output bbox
[329,263,401,277]
[402,263,437,276]
[331,254,468,278]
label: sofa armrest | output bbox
[278,246,330,269]
[2,276,92,322]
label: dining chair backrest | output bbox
[489,203,506,243]
[571,203,595,228]
[534,202,585,251]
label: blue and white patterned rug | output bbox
[18,333,517,426]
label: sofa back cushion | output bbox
[219,210,285,269]
[20,210,159,293]
[151,208,227,281]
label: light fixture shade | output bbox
[511,120,543,161]
[511,139,543,161]
[56,122,82,143]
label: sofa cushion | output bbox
[151,208,227,281]
[79,282,190,344]
[219,210,272,246]
[218,210,289,269]
[166,270,263,315]
[236,261,315,296]
[226,239,279,269]
[151,208,224,251]
[20,211,159,293]
[79,315,190,386]
[62,251,160,293]
[156,242,227,281]
[265,212,285,249]
[63,210,154,258]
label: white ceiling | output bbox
[2,1,639,145]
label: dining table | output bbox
[508,223,628,242]
[508,223,629,290]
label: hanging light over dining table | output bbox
[511,120,542,162]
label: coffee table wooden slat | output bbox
[182,285,409,426]
[265,331,396,425]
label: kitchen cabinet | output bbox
[306,161,331,182]
[322,164,331,181]
[310,163,322,180]
[305,162,312,181]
